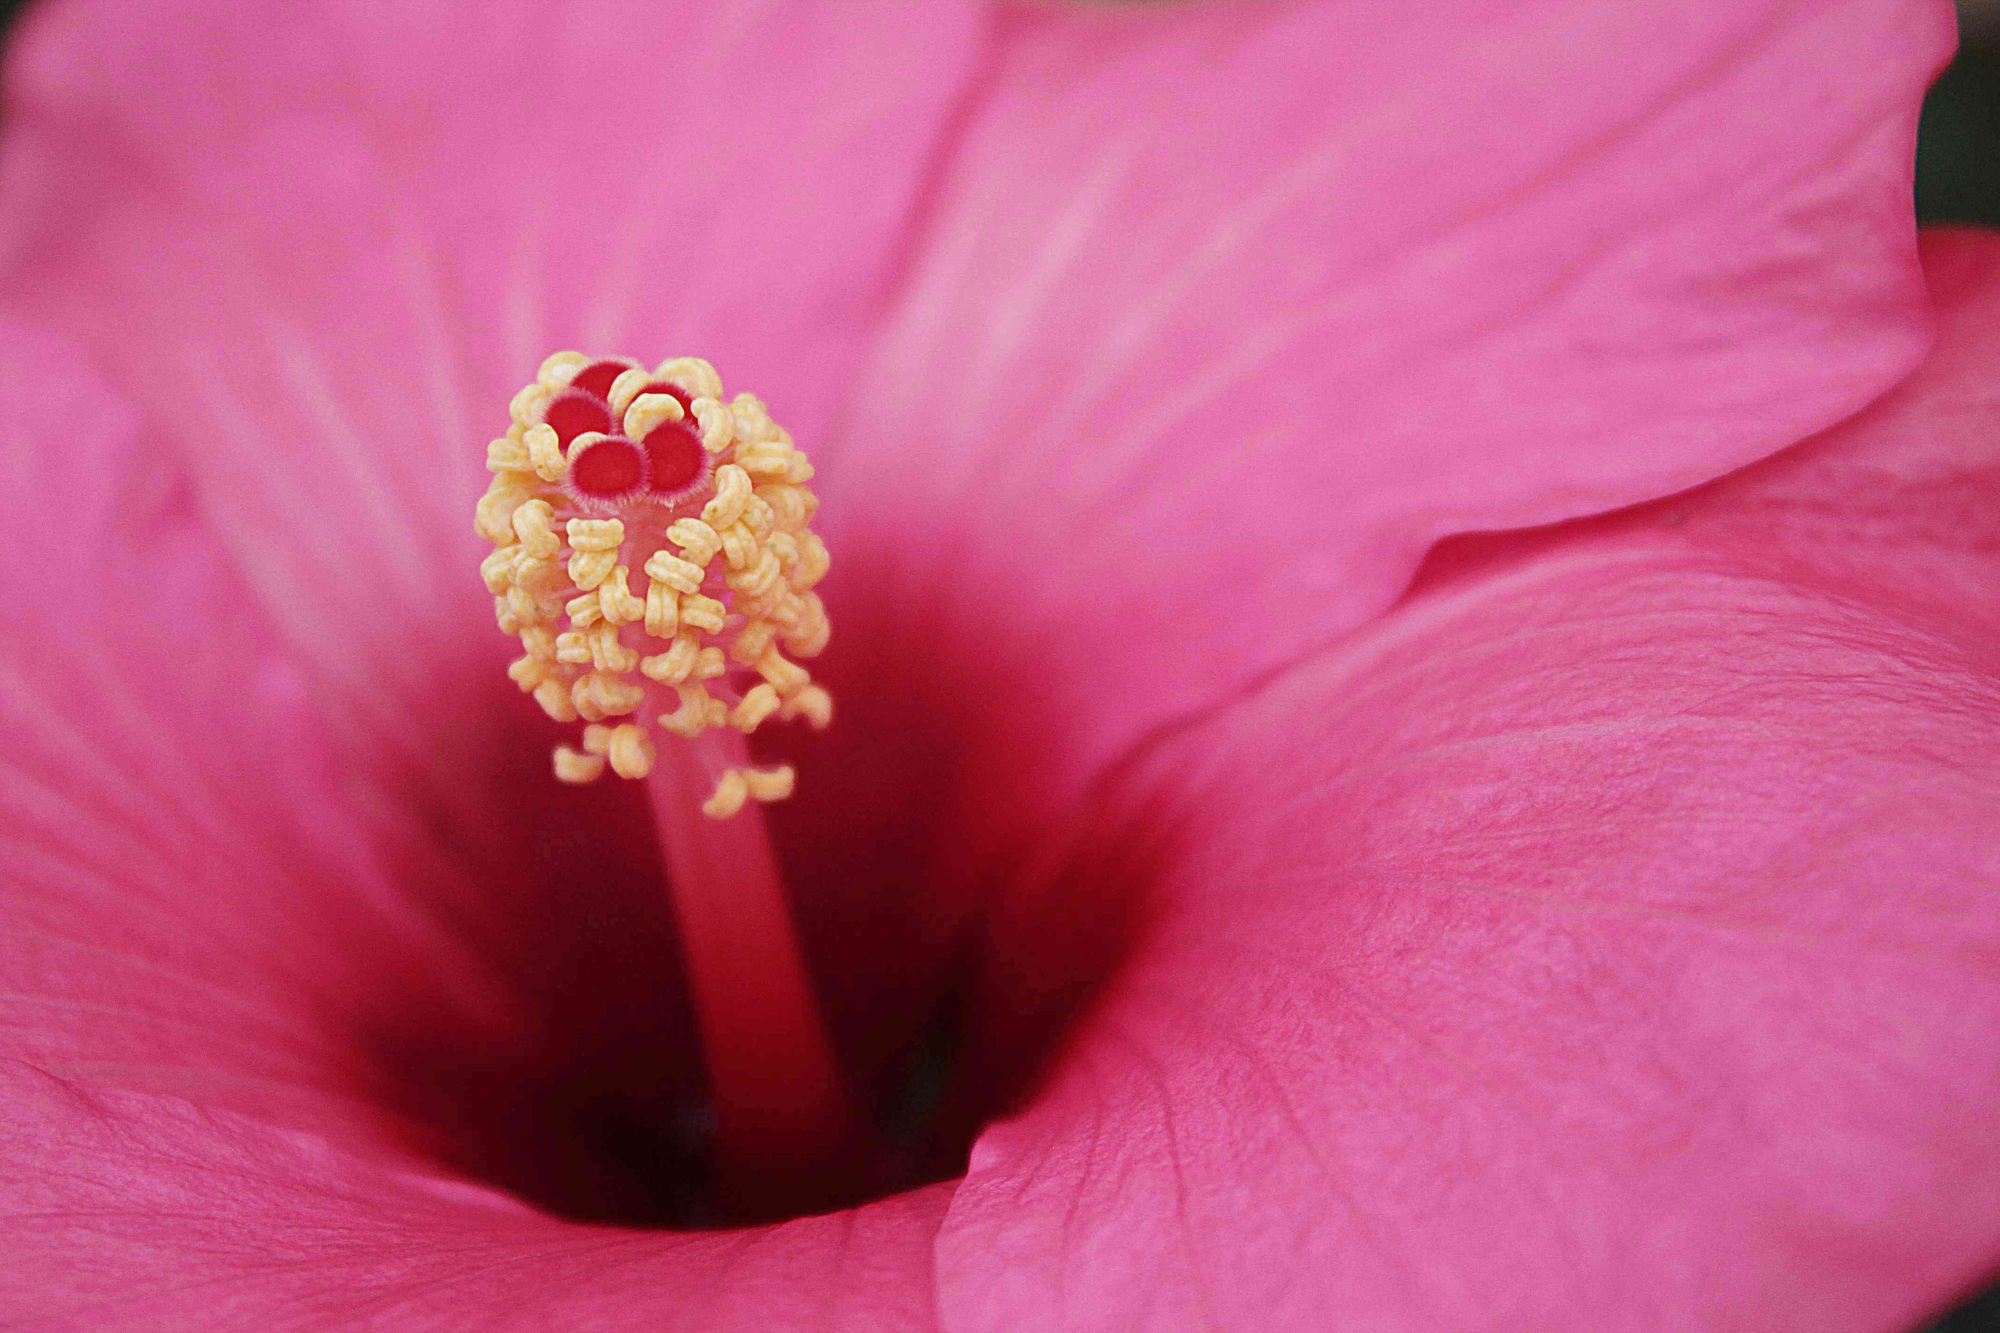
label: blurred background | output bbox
[0,0,1991,1327]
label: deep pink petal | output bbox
[815,0,1950,859]
[0,1063,950,1331]
[935,231,2000,1332]
[0,313,451,1146]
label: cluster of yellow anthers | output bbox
[475,352,831,818]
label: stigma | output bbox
[475,353,832,816]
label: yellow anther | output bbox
[690,397,733,453]
[606,366,655,418]
[607,723,656,779]
[779,683,833,730]
[730,619,777,666]
[792,532,829,590]
[702,464,753,530]
[486,353,836,808]
[719,522,759,572]
[729,393,779,445]
[667,518,722,567]
[785,611,830,659]
[599,565,646,625]
[512,499,560,559]
[476,474,537,545]
[644,550,706,594]
[656,356,723,401]
[736,439,794,480]
[679,594,726,634]
[505,583,552,626]
[739,494,776,542]
[538,350,590,388]
[515,554,566,597]
[487,436,532,473]
[764,592,805,631]
[742,765,796,803]
[553,745,606,784]
[573,671,644,721]
[661,684,718,738]
[640,633,703,684]
[623,392,685,441]
[525,423,567,482]
[568,547,617,592]
[565,518,625,552]
[480,547,518,594]
[727,549,783,599]
[702,769,749,819]
[764,531,800,570]
[755,646,811,696]
[535,678,580,723]
[756,484,816,532]
[730,584,785,625]
[731,683,781,733]
[789,592,827,648]
[645,580,680,639]
[520,625,558,660]
[588,619,639,673]
[509,381,556,426]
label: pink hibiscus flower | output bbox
[2,0,1996,1327]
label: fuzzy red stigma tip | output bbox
[643,420,705,494]
[569,434,647,501]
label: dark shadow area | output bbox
[1918,51,2000,226]
[339,672,723,1226]
[1929,1282,2000,1333]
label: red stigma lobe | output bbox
[644,420,704,494]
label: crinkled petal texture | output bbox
[0,1063,956,1331]
[935,231,2000,1332]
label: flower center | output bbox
[476,351,832,811]
[474,351,852,1217]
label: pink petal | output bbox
[0,1062,951,1330]
[935,230,2000,1332]
[0,313,430,1144]
[814,0,1951,859]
